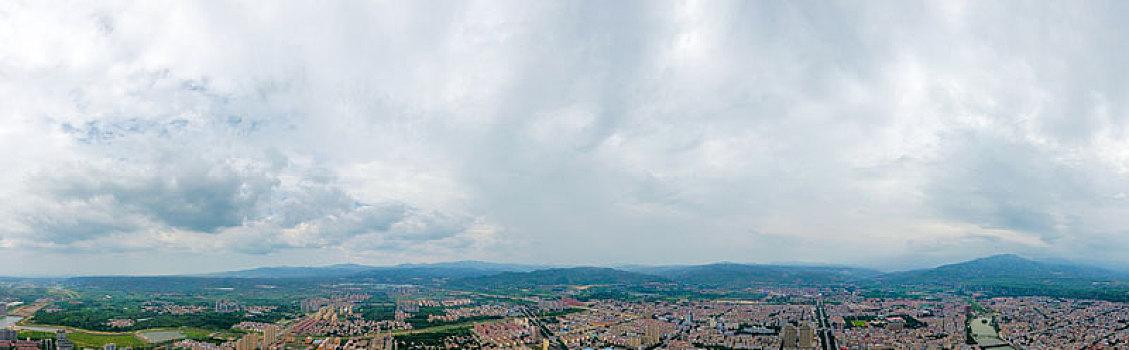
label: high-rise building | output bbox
[0,329,17,341]
[643,320,662,346]
[104,343,117,350]
[216,299,240,313]
[235,333,260,350]
[369,329,384,350]
[56,330,74,350]
[0,302,7,315]
[797,323,814,348]
[780,323,815,350]
[263,324,281,348]
[780,325,798,349]
[538,299,564,312]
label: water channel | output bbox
[970,316,1017,350]
[0,315,24,329]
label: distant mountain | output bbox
[203,264,379,279]
[393,261,548,272]
[879,254,1125,286]
[65,276,313,292]
[640,263,882,287]
[350,267,507,283]
[451,267,667,288]
[204,261,545,279]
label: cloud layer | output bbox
[3,1,1129,274]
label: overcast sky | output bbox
[3,1,1129,275]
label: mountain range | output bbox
[449,267,668,289]
[876,254,1128,287]
[201,261,547,279]
[26,254,1128,302]
[193,254,1128,290]
[9,254,1120,304]
[630,263,882,287]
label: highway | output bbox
[815,300,839,350]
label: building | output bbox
[263,324,281,347]
[235,333,260,350]
[780,323,815,350]
[0,303,7,315]
[369,328,395,350]
[643,320,662,346]
[104,343,117,350]
[215,299,240,313]
[0,339,40,350]
[56,330,74,350]
[538,299,563,312]
[0,330,17,341]
[780,325,798,349]
[797,323,814,348]
[395,300,418,313]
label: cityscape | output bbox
[4,255,1129,349]
[4,1,1129,349]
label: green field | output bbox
[851,320,868,327]
[970,299,991,314]
[19,330,147,348]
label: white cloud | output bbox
[2,0,1129,274]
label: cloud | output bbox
[3,0,1129,274]
[4,151,486,257]
[34,159,276,234]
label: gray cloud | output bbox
[35,160,275,233]
[3,0,1129,274]
[7,153,482,258]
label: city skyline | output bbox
[5,1,1129,275]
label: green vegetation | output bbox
[969,299,990,314]
[842,315,926,330]
[0,284,56,304]
[69,332,148,348]
[537,308,585,318]
[393,326,476,348]
[358,304,396,321]
[451,267,666,291]
[650,263,881,288]
[28,285,294,332]
[33,305,285,332]
[18,330,146,348]
[396,306,503,329]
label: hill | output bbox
[350,267,504,283]
[876,254,1129,300]
[203,264,378,278]
[640,263,881,287]
[451,267,667,288]
[393,261,548,272]
[879,254,1120,286]
[204,261,542,279]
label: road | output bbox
[815,300,839,350]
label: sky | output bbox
[3,1,1129,276]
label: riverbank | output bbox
[0,315,24,329]
[970,316,1016,350]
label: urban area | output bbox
[3,270,1128,350]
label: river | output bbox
[0,315,24,329]
[970,316,1016,350]
[1,315,62,333]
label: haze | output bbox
[3,1,1129,276]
